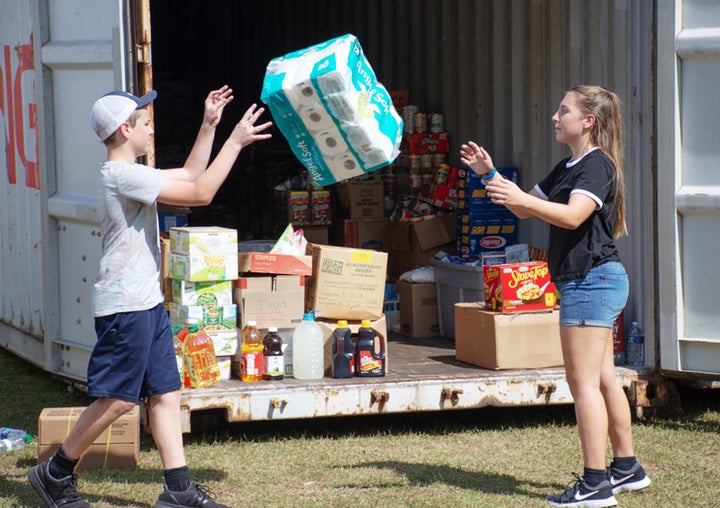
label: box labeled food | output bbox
[169,226,238,256]
[234,275,305,329]
[483,261,556,312]
[305,244,388,320]
[169,252,238,282]
[38,406,139,470]
[237,252,313,276]
[455,304,562,369]
[171,279,234,306]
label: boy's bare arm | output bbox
[157,104,271,206]
[163,86,234,181]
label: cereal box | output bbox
[483,261,556,313]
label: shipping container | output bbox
[1,0,717,432]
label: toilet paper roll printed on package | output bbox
[261,34,403,186]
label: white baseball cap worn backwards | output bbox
[91,90,157,141]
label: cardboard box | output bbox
[169,226,238,256]
[238,252,313,276]
[457,211,518,255]
[169,303,238,355]
[397,281,439,338]
[161,237,172,305]
[316,315,387,375]
[454,304,563,369]
[342,218,388,251]
[484,261,557,313]
[387,213,457,277]
[169,252,238,282]
[305,244,388,320]
[234,275,305,329]
[38,406,140,470]
[301,226,329,245]
[171,279,234,306]
[335,179,384,219]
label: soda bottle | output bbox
[612,312,626,365]
[184,319,222,388]
[263,327,284,381]
[240,320,264,382]
[292,312,325,380]
[626,321,645,367]
[355,320,386,377]
[332,320,354,378]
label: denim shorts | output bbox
[556,261,628,328]
[88,302,181,402]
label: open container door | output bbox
[657,0,720,385]
[38,0,150,382]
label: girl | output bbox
[460,85,651,507]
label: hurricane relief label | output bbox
[485,261,555,313]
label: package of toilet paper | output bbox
[261,34,403,186]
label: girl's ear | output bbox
[583,114,596,130]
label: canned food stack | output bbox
[167,226,240,386]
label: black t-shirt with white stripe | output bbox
[534,148,620,283]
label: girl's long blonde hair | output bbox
[569,85,627,238]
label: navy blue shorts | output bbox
[555,261,628,328]
[88,302,181,402]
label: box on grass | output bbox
[454,304,563,369]
[305,244,388,320]
[38,406,139,471]
[397,281,439,338]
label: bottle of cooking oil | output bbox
[184,319,221,388]
[240,320,264,382]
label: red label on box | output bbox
[402,133,450,154]
[483,261,556,312]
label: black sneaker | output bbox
[27,461,92,507]
[154,482,229,508]
[547,473,617,507]
[607,462,651,494]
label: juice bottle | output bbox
[240,320,263,382]
[184,319,221,388]
[263,326,284,381]
[174,326,188,385]
[332,320,354,378]
[355,320,386,377]
[292,312,325,380]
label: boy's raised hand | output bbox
[204,85,234,127]
[231,104,273,148]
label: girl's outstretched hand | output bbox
[460,141,494,175]
[231,103,273,148]
[204,85,234,127]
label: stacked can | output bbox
[402,105,419,134]
[429,112,444,133]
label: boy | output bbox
[28,86,272,508]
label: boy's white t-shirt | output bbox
[93,161,168,317]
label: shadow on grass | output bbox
[341,460,554,499]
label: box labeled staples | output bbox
[38,406,139,470]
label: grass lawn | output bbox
[1,347,718,507]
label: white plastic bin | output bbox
[430,258,485,338]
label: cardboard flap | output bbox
[389,221,412,251]
[412,213,457,251]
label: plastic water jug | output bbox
[292,312,325,380]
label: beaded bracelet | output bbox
[481,167,497,185]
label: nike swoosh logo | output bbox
[610,474,634,486]
[575,490,600,501]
